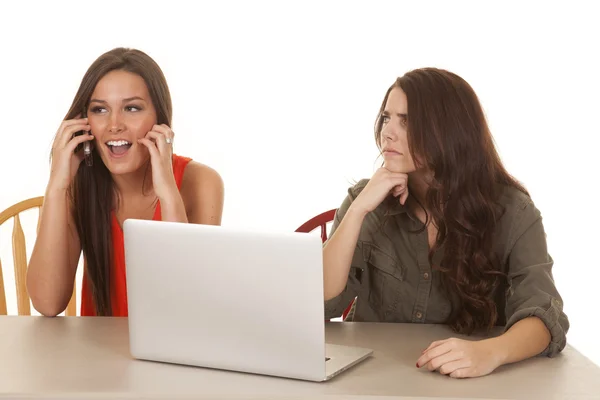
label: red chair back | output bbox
[295,209,354,321]
[295,209,337,241]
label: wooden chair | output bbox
[295,209,354,321]
[0,196,77,316]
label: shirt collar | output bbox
[382,195,409,216]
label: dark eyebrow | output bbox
[382,110,407,118]
[89,96,146,104]
[123,96,146,102]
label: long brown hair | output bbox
[375,68,527,334]
[58,48,172,315]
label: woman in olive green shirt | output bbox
[324,67,569,379]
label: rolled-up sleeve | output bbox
[504,200,569,357]
[323,184,367,320]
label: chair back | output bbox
[295,209,337,242]
[295,209,354,320]
[0,197,77,316]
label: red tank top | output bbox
[80,154,192,316]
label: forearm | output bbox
[488,317,551,366]
[27,189,77,315]
[323,206,366,300]
[159,187,188,223]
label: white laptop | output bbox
[123,219,372,382]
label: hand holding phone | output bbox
[73,108,93,166]
[48,112,94,193]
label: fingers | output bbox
[139,124,174,164]
[155,124,174,138]
[425,350,464,372]
[417,341,452,368]
[150,124,174,142]
[144,124,174,154]
[423,338,453,354]
[416,339,491,379]
[65,133,95,154]
[381,169,408,179]
[391,179,409,205]
[62,116,87,128]
[56,119,90,149]
[375,166,410,205]
[399,189,409,205]
[421,340,444,354]
[392,184,407,196]
[145,131,170,154]
[449,366,471,379]
[440,359,471,376]
[379,168,407,184]
[138,137,160,160]
[382,166,409,177]
[422,339,449,354]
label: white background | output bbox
[1,1,598,365]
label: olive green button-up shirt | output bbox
[324,180,569,357]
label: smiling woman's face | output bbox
[87,69,157,176]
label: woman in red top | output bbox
[27,47,224,317]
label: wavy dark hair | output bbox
[375,68,527,334]
[55,47,172,315]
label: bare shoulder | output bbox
[180,161,225,224]
[181,160,224,190]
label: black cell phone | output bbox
[73,108,93,166]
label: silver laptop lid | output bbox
[124,219,327,381]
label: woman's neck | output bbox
[111,163,154,200]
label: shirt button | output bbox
[416,312,423,319]
[423,272,429,280]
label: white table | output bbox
[1,317,598,399]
